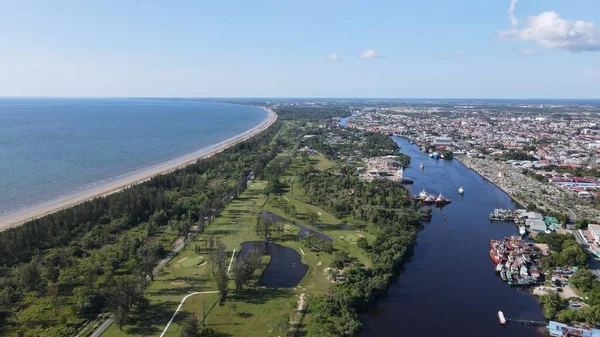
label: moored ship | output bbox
[434,192,451,206]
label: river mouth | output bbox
[238,241,309,288]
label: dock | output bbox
[498,310,546,328]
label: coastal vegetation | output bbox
[0,106,421,337]
[0,121,284,336]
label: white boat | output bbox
[419,163,425,170]
[419,189,428,199]
[519,225,526,236]
[458,186,464,195]
[498,311,506,325]
[520,265,529,278]
[496,262,504,273]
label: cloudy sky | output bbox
[0,0,599,98]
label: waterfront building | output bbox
[432,136,453,146]
[547,321,600,337]
[527,219,548,234]
[588,224,600,243]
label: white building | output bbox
[526,219,547,233]
[588,224,600,243]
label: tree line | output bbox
[298,170,422,336]
[0,122,283,336]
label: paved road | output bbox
[159,291,220,337]
[572,229,600,279]
[89,318,113,337]
[85,231,196,337]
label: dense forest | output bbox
[299,169,421,336]
[0,122,285,336]
[303,127,410,167]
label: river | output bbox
[356,135,547,337]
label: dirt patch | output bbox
[171,279,186,285]
[177,257,189,264]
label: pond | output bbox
[260,210,334,242]
[239,241,309,288]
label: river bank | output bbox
[456,156,575,218]
[358,136,546,337]
[0,107,277,231]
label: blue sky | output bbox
[0,0,599,98]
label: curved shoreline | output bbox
[0,107,277,231]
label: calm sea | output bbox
[0,98,268,216]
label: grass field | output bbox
[102,150,372,337]
[308,154,334,171]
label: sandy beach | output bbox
[0,107,277,231]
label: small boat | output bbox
[495,262,503,273]
[419,163,425,170]
[489,249,502,264]
[520,265,529,278]
[498,311,506,325]
[508,278,535,287]
[519,225,526,236]
[458,186,464,195]
[434,192,451,206]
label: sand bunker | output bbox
[177,257,189,264]
[174,264,180,269]
[198,261,207,267]
[171,280,186,285]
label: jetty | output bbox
[498,311,600,336]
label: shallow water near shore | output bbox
[358,137,546,337]
[0,98,268,217]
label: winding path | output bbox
[159,291,220,337]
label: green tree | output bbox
[306,209,320,226]
[180,314,200,337]
[233,249,263,292]
[576,218,590,230]
[356,237,370,250]
[255,217,272,241]
[539,291,567,319]
[215,263,228,298]
[19,258,42,292]
[570,269,597,292]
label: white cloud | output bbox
[456,51,467,57]
[327,53,341,61]
[522,48,537,56]
[498,1,600,52]
[359,49,382,59]
[508,0,519,27]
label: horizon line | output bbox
[1,96,600,101]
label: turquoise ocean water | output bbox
[0,98,268,217]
